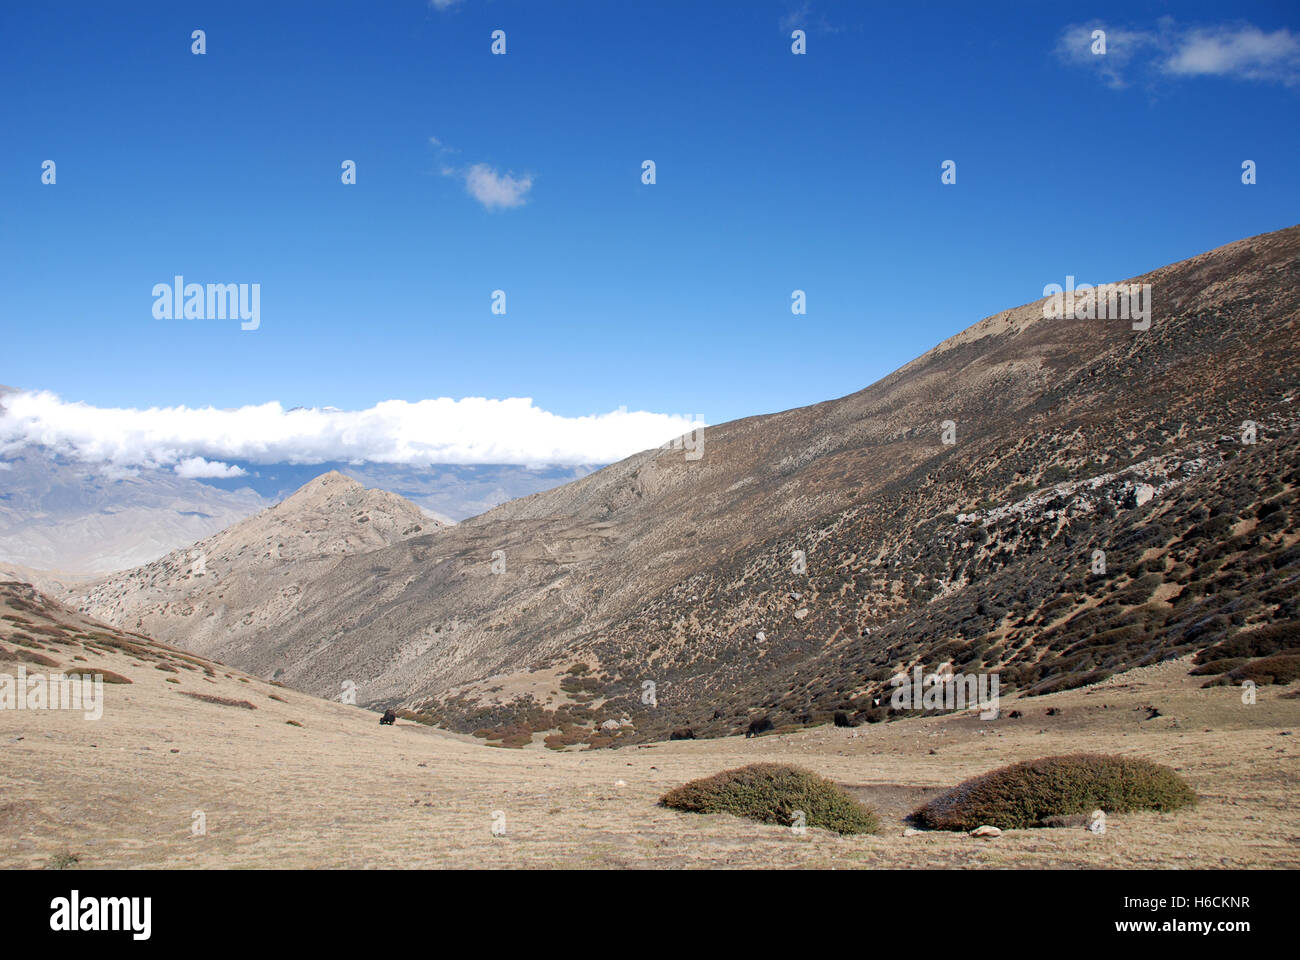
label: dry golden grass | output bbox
[2,630,1297,868]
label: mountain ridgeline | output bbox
[73,225,1300,747]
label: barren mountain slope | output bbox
[73,226,1300,738]
[421,225,1299,743]
[73,472,437,661]
[487,422,1298,745]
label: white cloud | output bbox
[1056,20,1300,89]
[464,163,533,210]
[0,390,706,471]
[430,137,532,211]
[174,457,247,479]
[780,2,840,36]
[1163,26,1300,84]
[1055,23,1158,89]
[429,0,462,10]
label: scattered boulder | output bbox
[970,825,1002,838]
[1120,482,1156,509]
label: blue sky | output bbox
[1,0,1296,469]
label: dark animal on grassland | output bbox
[380,709,397,725]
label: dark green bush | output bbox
[1195,622,1300,662]
[1203,654,1300,688]
[1189,657,1247,676]
[1026,668,1114,696]
[660,763,879,835]
[912,754,1196,830]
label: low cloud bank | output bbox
[0,390,705,474]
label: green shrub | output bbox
[1027,668,1114,696]
[45,851,79,870]
[1203,654,1300,688]
[913,754,1196,830]
[63,667,131,684]
[1195,622,1300,662]
[660,763,879,835]
[1189,657,1247,676]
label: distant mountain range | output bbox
[0,443,600,575]
[64,224,1300,748]
[187,460,602,524]
[0,447,267,576]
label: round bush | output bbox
[660,762,879,835]
[913,753,1196,830]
